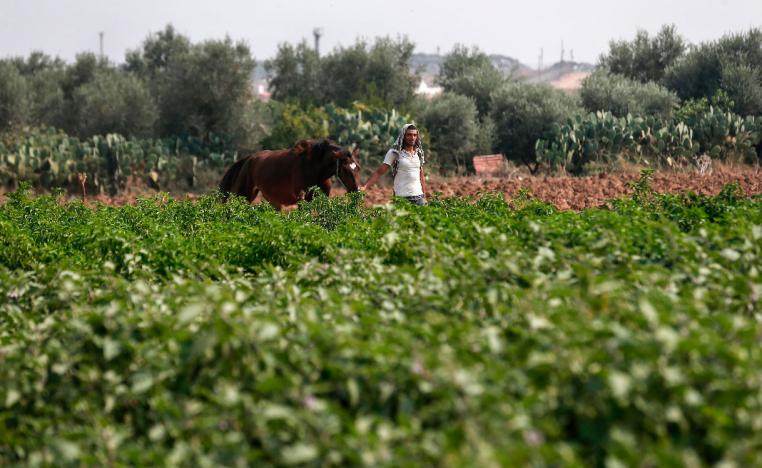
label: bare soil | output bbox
[358,164,762,210]
[2,164,760,211]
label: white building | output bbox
[414,78,443,98]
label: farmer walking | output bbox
[361,123,427,205]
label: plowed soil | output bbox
[359,164,762,210]
[2,165,760,210]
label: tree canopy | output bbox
[599,24,686,84]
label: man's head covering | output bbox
[391,123,424,164]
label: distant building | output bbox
[414,78,443,98]
[549,71,590,92]
[472,154,506,176]
[254,81,271,101]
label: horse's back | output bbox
[220,153,264,202]
[252,150,303,205]
[250,150,297,182]
[220,149,301,205]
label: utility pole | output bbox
[560,40,565,64]
[313,28,323,57]
[538,48,543,78]
[99,32,104,61]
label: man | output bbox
[361,124,427,205]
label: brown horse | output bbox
[219,139,361,210]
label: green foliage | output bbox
[26,68,66,127]
[720,63,762,117]
[324,103,411,171]
[665,28,762,116]
[689,107,761,161]
[6,51,66,76]
[259,103,330,150]
[491,81,581,172]
[418,92,489,173]
[151,37,256,144]
[436,44,506,116]
[124,24,192,80]
[266,36,418,109]
[599,24,686,83]
[0,127,237,194]
[580,71,679,119]
[536,108,760,172]
[0,62,30,130]
[673,89,735,125]
[69,70,158,137]
[321,37,418,108]
[629,168,656,205]
[265,41,322,105]
[60,53,104,102]
[121,25,259,147]
[536,112,696,172]
[1,52,67,130]
[1,189,762,465]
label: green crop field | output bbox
[1,176,761,466]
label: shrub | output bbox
[665,28,762,116]
[437,45,506,116]
[599,24,686,83]
[259,103,330,150]
[490,82,581,172]
[419,92,492,173]
[580,71,679,119]
[70,71,158,137]
[0,62,30,130]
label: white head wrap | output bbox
[391,123,424,165]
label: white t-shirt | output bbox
[383,149,423,197]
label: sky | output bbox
[1,0,760,68]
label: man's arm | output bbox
[361,163,390,191]
[420,166,426,196]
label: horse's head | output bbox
[294,139,362,192]
[334,146,361,192]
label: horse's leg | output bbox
[304,180,331,201]
[248,187,260,203]
[320,179,332,197]
[259,191,284,211]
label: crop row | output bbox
[1,183,761,465]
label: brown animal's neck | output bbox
[301,156,336,186]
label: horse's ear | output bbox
[293,140,310,156]
[352,148,359,159]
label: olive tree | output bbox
[665,28,762,116]
[419,93,495,173]
[70,70,157,137]
[437,45,506,116]
[580,71,679,118]
[599,24,686,83]
[491,82,581,172]
[0,62,30,129]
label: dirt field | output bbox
[2,164,760,210]
[359,164,762,210]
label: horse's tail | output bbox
[219,157,248,202]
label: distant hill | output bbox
[409,53,533,82]
[252,53,596,95]
[523,60,596,83]
[410,53,594,88]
